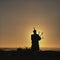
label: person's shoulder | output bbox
[31,34,34,36]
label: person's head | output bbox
[33,28,37,34]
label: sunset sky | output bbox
[0,0,60,50]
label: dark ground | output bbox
[0,48,60,60]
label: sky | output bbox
[0,0,60,50]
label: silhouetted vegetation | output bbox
[0,48,60,60]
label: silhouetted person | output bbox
[31,28,41,52]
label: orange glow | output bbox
[0,1,60,51]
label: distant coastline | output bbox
[0,48,60,51]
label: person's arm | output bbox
[38,35,41,40]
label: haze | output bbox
[0,0,60,50]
